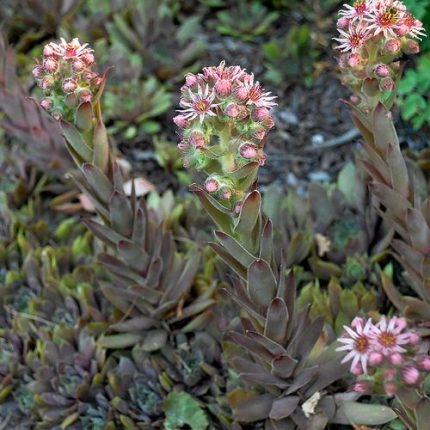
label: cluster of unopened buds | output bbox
[337,316,430,396]
[33,38,102,121]
[335,0,425,103]
[174,61,276,206]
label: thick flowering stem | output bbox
[33,39,207,347]
[336,1,430,320]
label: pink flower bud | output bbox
[234,201,243,214]
[380,77,395,92]
[385,39,402,54]
[263,116,275,130]
[348,54,363,68]
[79,89,92,103]
[389,353,403,366]
[254,130,266,140]
[352,381,371,394]
[205,178,219,193]
[352,362,363,375]
[404,40,420,55]
[394,317,407,331]
[40,98,53,111]
[177,140,187,150]
[385,368,396,381]
[32,65,44,79]
[72,59,85,71]
[369,352,384,366]
[253,107,270,122]
[185,74,198,87]
[215,79,231,97]
[41,76,54,90]
[43,58,58,73]
[402,366,420,385]
[173,115,190,128]
[82,52,94,65]
[417,356,430,371]
[258,152,266,166]
[43,45,55,57]
[350,95,360,105]
[221,188,232,200]
[240,144,257,159]
[374,64,391,78]
[337,17,350,30]
[62,78,77,93]
[383,382,397,397]
[190,131,205,148]
[226,103,240,118]
[408,332,420,345]
[234,85,248,101]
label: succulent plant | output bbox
[104,0,206,83]
[0,35,72,177]
[176,62,395,428]
[214,0,279,41]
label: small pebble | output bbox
[309,171,331,182]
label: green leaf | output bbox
[164,392,208,430]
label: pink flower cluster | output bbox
[33,38,102,120]
[335,0,424,52]
[337,316,429,396]
[174,62,276,203]
[335,0,426,97]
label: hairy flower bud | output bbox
[383,382,397,397]
[380,77,395,92]
[226,103,240,118]
[389,352,403,366]
[240,144,257,159]
[185,73,198,87]
[43,58,58,73]
[205,178,219,193]
[404,39,420,54]
[32,65,44,79]
[42,76,54,90]
[63,78,78,93]
[253,107,270,122]
[374,64,391,78]
[402,366,420,385]
[385,39,402,54]
[215,79,231,97]
[337,17,350,30]
[173,115,190,128]
[190,131,205,148]
[40,98,53,111]
[72,59,85,71]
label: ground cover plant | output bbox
[1,0,430,429]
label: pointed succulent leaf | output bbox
[259,218,273,262]
[109,191,133,237]
[214,231,255,268]
[248,259,277,307]
[61,120,92,162]
[264,297,288,344]
[210,243,247,280]
[117,239,150,273]
[234,191,261,238]
[271,354,298,378]
[333,401,396,426]
[406,208,430,254]
[269,396,300,420]
[227,390,275,423]
[75,101,93,132]
[81,163,113,204]
[93,120,110,173]
[98,333,144,349]
[141,329,167,352]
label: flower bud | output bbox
[337,17,350,30]
[417,356,430,371]
[380,77,395,92]
[254,130,266,140]
[215,79,231,97]
[220,187,232,200]
[352,381,371,394]
[374,64,391,78]
[383,382,397,397]
[52,110,63,120]
[253,107,270,122]
[82,52,95,65]
[79,89,92,103]
[369,352,384,366]
[226,103,240,118]
[351,317,364,329]
[240,144,257,159]
[348,53,364,68]
[389,353,403,366]
[404,40,420,55]
[234,85,248,101]
[62,78,77,93]
[40,98,53,111]
[72,59,85,71]
[350,95,360,105]
[185,74,198,87]
[43,58,58,73]
[351,362,363,375]
[173,115,190,128]
[43,45,55,57]
[385,39,402,54]
[395,24,409,37]
[263,116,275,130]
[384,368,396,381]
[408,332,420,345]
[41,76,54,90]
[32,65,44,79]
[190,131,205,148]
[402,366,420,385]
[205,178,219,193]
